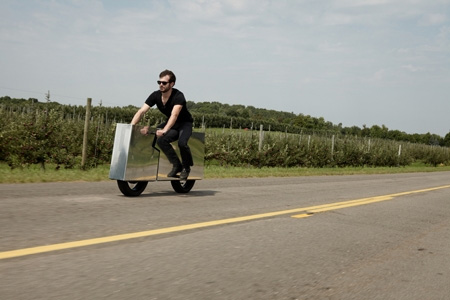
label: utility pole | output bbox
[45,90,50,103]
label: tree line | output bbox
[1,96,449,147]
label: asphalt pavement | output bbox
[1,172,450,299]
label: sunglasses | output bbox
[157,81,170,86]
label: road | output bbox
[1,172,450,300]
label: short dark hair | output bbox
[159,69,176,83]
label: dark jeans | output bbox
[156,122,193,169]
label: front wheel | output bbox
[171,180,195,193]
[117,180,148,197]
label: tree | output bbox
[443,132,450,147]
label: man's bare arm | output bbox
[131,103,151,125]
[157,104,182,136]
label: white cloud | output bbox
[402,64,420,72]
[420,13,447,25]
[373,69,386,81]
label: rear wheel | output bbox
[171,180,195,193]
[117,180,148,197]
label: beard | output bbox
[160,86,170,93]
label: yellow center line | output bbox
[293,195,394,216]
[1,184,449,260]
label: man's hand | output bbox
[140,126,149,136]
[156,129,166,137]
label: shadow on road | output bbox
[118,189,218,198]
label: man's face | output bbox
[158,75,174,93]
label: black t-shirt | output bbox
[145,88,193,123]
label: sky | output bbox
[1,0,449,136]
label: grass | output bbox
[205,164,450,178]
[0,163,111,184]
[1,162,450,184]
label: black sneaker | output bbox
[180,168,190,180]
[167,165,182,177]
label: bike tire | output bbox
[117,180,148,197]
[171,180,195,193]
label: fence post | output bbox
[259,124,264,151]
[331,135,335,159]
[81,98,92,168]
[397,144,402,167]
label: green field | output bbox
[1,162,450,184]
